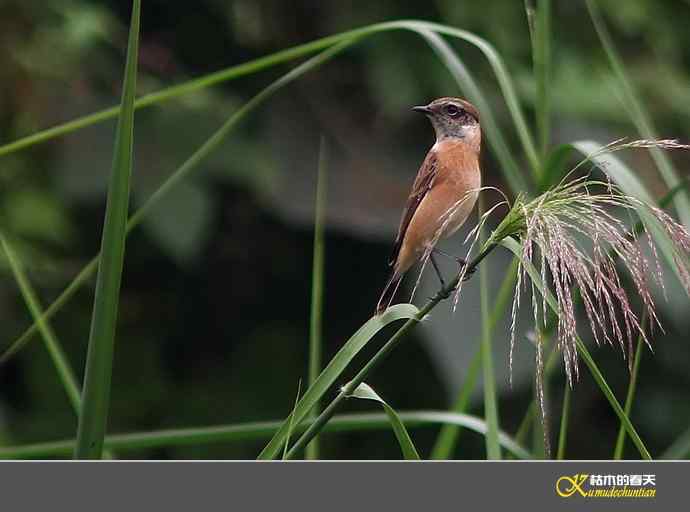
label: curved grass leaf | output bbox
[0,410,531,460]
[501,237,652,459]
[346,382,420,460]
[257,304,420,460]
[0,20,537,176]
[74,0,140,459]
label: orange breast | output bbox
[395,139,481,274]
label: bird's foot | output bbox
[459,260,476,282]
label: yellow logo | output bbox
[556,474,589,497]
[556,473,656,499]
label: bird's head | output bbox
[413,97,480,147]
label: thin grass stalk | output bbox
[0,410,531,460]
[585,0,690,229]
[431,258,518,460]
[74,0,140,459]
[532,330,548,459]
[478,196,501,459]
[556,382,571,460]
[0,233,81,411]
[278,243,499,460]
[306,139,328,460]
[430,349,481,459]
[515,403,535,447]
[509,341,559,460]
[577,339,651,459]
[282,380,302,460]
[613,315,646,460]
[534,0,551,166]
[0,42,355,365]
[0,240,116,457]
[431,259,518,459]
[532,407,545,458]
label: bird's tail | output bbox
[375,271,403,315]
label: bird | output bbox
[376,97,482,315]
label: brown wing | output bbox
[388,150,438,266]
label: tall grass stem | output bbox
[306,139,328,459]
[74,0,140,459]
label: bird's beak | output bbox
[412,105,432,114]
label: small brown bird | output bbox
[376,97,482,314]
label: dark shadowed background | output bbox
[1,0,689,459]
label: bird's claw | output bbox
[461,265,476,281]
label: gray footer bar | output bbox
[0,461,684,511]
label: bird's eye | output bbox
[445,105,460,117]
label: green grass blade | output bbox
[0,260,97,365]
[0,410,530,460]
[533,0,551,165]
[0,233,81,412]
[431,259,518,459]
[585,0,690,230]
[74,0,140,459]
[479,196,501,459]
[346,382,420,460]
[501,237,652,460]
[430,348,481,459]
[532,340,547,460]
[306,138,328,460]
[556,382,571,460]
[257,304,420,460]
[576,340,651,460]
[515,402,535,447]
[282,380,302,460]
[0,234,113,459]
[0,42,353,365]
[613,320,645,460]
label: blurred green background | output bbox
[1,0,689,459]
